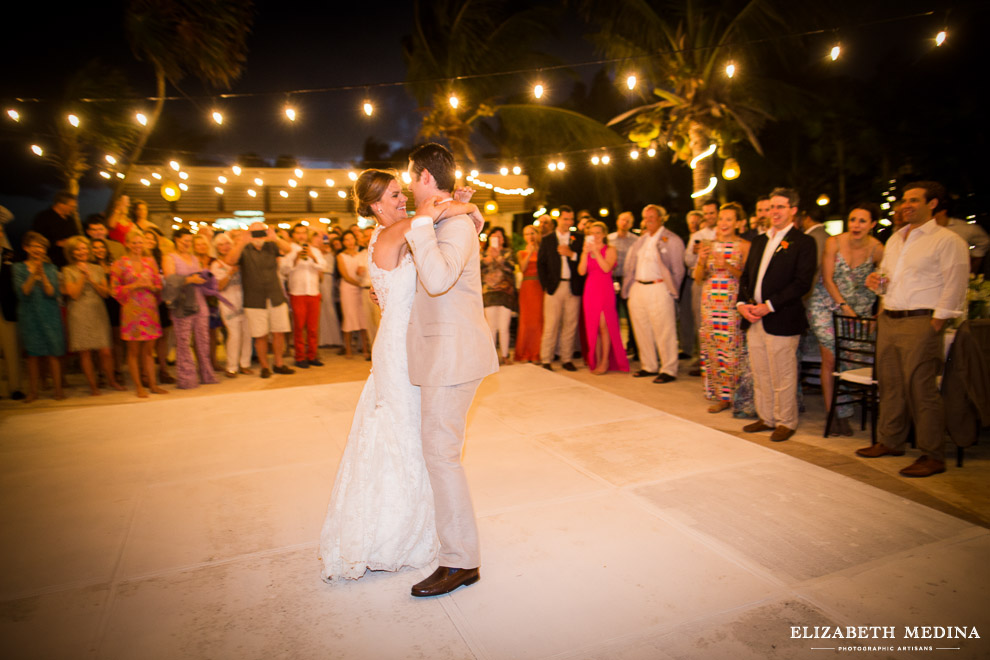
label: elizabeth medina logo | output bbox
[790,625,981,653]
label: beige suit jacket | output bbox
[405,214,499,387]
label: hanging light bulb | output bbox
[455,169,463,179]
[722,158,740,180]
[548,162,557,172]
[470,169,479,178]
[232,165,242,176]
[105,154,117,165]
[7,109,20,122]
[284,105,297,122]
[647,147,657,158]
[401,172,412,185]
[816,194,830,206]
[630,149,639,160]
[279,190,289,198]
[151,172,162,180]
[533,83,544,99]
[499,166,509,176]
[288,179,298,188]
[512,166,521,175]
[830,45,841,61]
[169,160,181,171]
[626,74,637,90]
[178,183,189,191]
[294,168,303,178]
[178,171,189,180]
[99,171,111,179]
[337,190,347,199]
[247,189,257,197]
[218,176,228,184]
[309,190,319,199]
[325,178,335,187]
[449,94,459,109]
[135,112,148,126]
[254,177,264,186]
[556,160,566,170]
[212,110,224,125]
[363,100,374,116]
[726,62,736,78]
[140,178,151,186]
[215,187,224,195]
[348,171,358,181]
[67,113,80,128]
[936,30,947,46]
[601,155,610,165]
[599,208,609,217]
[591,155,600,165]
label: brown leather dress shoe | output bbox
[742,420,773,433]
[411,566,480,597]
[855,444,906,458]
[770,425,796,442]
[899,456,946,478]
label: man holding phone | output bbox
[224,222,295,378]
[282,223,326,369]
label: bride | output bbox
[319,169,479,581]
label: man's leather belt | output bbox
[884,309,933,318]
[560,278,570,281]
[637,280,662,285]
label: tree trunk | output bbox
[688,122,714,209]
[108,61,167,212]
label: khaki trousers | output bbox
[0,315,21,397]
[628,282,678,376]
[876,314,946,460]
[747,322,800,429]
[421,378,483,569]
[540,285,580,364]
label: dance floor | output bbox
[1,365,988,659]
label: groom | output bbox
[402,143,499,597]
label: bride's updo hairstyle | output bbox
[353,169,399,218]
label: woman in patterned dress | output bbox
[62,236,124,395]
[112,230,167,398]
[13,232,66,402]
[480,227,517,364]
[695,203,750,413]
[807,203,883,436]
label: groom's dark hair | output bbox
[409,143,456,193]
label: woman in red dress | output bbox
[514,225,543,363]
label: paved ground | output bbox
[1,353,987,659]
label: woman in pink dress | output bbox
[111,230,167,398]
[578,222,630,374]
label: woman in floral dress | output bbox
[112,230,167,398]
[480,227,517,364]
[695,204,750,413]
[13,232,66,402]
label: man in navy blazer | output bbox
[737,188,817,441]
[537,206,585,371]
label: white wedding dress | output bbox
[319,229,438,581]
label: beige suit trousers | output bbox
[629,282,678,376]
[747,322,800,429]
[876,314,946,460]
[421,378,483,569]
[540,285,580,364]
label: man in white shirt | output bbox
[684,201,718,374]
[935,206,988,274]
[282,223,327,368]
[858,181,969,478]
[622,205,686,382]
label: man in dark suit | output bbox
[737,188,817,442]
[537,205,584,371]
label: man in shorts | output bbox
[224,223,295,378]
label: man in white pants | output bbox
[622,205,686,383]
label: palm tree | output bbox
[403,0,625,167]
[582,0,806,207]
[119,0,253,199]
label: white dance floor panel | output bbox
[1,365,987,659]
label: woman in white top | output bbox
[211,232,253,377]
[336,231,371,359]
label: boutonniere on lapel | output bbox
[775,240,790,254]
[661,236,669,243]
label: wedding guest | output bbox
[336,230,371,359]
[282,223,326,368]
[83,214,124,260]
[315,231,344,350]
[211,232,253,377]
[678,209,704,359]
[685,200,718,375]
[113,230,167,398]
[31,191,79,267]
[807,204,884,436]
[0,207,25,400]
[163,229,217,389]
[514,224,543,363]
[194,233,223,371]
[609,211,639,357]
[578,221,629,374]
[622,205,685,383]
[62,236,124,395]
[143,228,175,384]
[694,203,750,412]
[537,205,584,371]
[13,232,66,402]
[90,237,124,378]
[480,227,517,364]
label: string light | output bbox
[337,190,347,198]
[279,190,289,198]
[7,109,20,122]
[599,208,609,217]
[211,110,224,125]
[591,155,600,165]
[601,155,610,164]
[99,171,111,179]
[935,30,947,46]
[455,169,463,179]
[448,94,459,109]
[254,177,264,186]
[690,176,718,198]
[288,179,298,188]
[816,194,830,206]
[105,154,117,165]
[499,166,509,175]
[647,148,657,157]
[116,173,125,179]
[232,165,242,176]
[533,83,544,99]
[178,171,189,180]
[630,149,639,159]
[830,44,841,61]
[363,100,374,116]
[179,183,189,191]
[218,175,228,184]
[726,62,736,78]
[325,178,335,187]
[151,172,162,180]
[140,178,151,186]
[247,189,257,197]
[284,105,297,121]
[557,160,565,170]
[722,158,740,180]
[690,144,717,169]
[67,113,80,128]
[512,166,521,175]
[470,169,479,178]
[135,112,148,126]
[548,162,557,171]
[626,74,637,90]
[294,168,303,178]
[169,160,181,171]
[309,190,319,198]
[348,171,358,181]
[215,187,224,195]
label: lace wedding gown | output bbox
[319,230,438,581]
